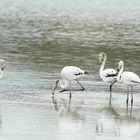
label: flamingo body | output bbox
[119,71,140,85]
[100,68,117,83]
[61,66,86,80]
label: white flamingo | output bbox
[51,66,88,98]
[98,52,118,97]
[0,59,6,78]
[117,60,140,104]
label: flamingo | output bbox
[98,52,118,97]
[51,66,88,98]
[0,59,6,78]
[117,60,140,104]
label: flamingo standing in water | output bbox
[51,66,88,98]
[117,60,140,104]
[98,52,118,97]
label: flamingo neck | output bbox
[100,54,107,74]
[117,64,124,81]
[60,79,69,89]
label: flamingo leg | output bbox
[59,89,72,98]
[60,85,72,97]
[59,89,68,92]
[69,91,72,98]
[131,85,133,104]
[109,80,117,98]
[126,102,128,116]
[109,98,112,106]
[76,79,85,90]
[126,86,129,104]
[69,81,72,98]
[130,102,133,117]
[68,97,71,112]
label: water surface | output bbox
[0,0,140,140]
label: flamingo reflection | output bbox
[96,99,139,136]
[51,97,85,120]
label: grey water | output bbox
[0,0,140,139]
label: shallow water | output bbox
[0,0,140,140]
[0,99,140,140]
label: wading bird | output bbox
[117,60,140,104]
[51,66,88,98]
[98,52,118,97]
[0,59,6,78]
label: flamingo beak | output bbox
[96,57,100,64]
[97,56,102,64]
[96,60,99,64]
